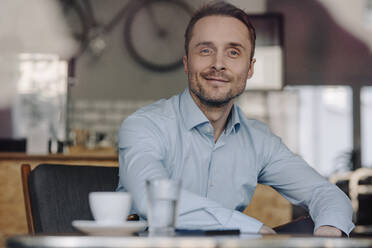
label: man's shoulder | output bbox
[245,119,271,134]
[118,94,181,146]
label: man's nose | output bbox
[211,52,226,71]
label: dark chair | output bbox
[21,163,138,234]
[273,215,314,234]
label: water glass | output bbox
[146,179,181,236]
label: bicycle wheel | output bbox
[123,0,193,72]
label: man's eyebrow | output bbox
[194,41,246,50]
[194,41,215,48]
[229,42,246,50]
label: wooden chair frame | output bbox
[21,163,35,234]
[349,168,372,223]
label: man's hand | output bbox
[314,225,342,237]
[259,224,276,234]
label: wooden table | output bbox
[5,235,372,248]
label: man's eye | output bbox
[200,48,211,55]
[228,49,239,57]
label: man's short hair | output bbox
[184,1,256,60]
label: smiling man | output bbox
[117,1,354,236]
[184,14,255,143]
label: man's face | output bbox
[183,15,255,107]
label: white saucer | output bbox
[72,220,147,236]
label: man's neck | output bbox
[190,92,234,143]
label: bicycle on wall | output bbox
[60,0,194,72]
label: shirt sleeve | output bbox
[257,126,355,235]
[117,115,263,233]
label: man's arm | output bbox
[257,127,355,236]
[118,115,263,233]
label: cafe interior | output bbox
[1,0,372,247]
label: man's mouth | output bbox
[204,76,229,82]
[200,71,231,83]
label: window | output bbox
[12,54,68,153]
[294,86,353,176]
[238,86,353,177]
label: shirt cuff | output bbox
[226,211,263,233]
[314,213,355,236]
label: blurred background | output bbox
[1,0,372,237]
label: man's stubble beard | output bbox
[188,72,246,108]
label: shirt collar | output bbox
[180,88,241,132]
[225,104,241,134]
[180,88,209,130]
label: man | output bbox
[117,1,354,236]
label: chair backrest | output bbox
[349,168,372,225]
[21,163,119,234]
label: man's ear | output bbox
[183,55,188,74]
[247,58,256,79]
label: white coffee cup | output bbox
[89,192,131,223]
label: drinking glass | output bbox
[146,179,181,236]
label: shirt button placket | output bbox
[208,143,216,193]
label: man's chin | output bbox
[202,88,231,100]
[198,95,232,107]
[190,85,234,107]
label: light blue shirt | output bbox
[117,88,354,234]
